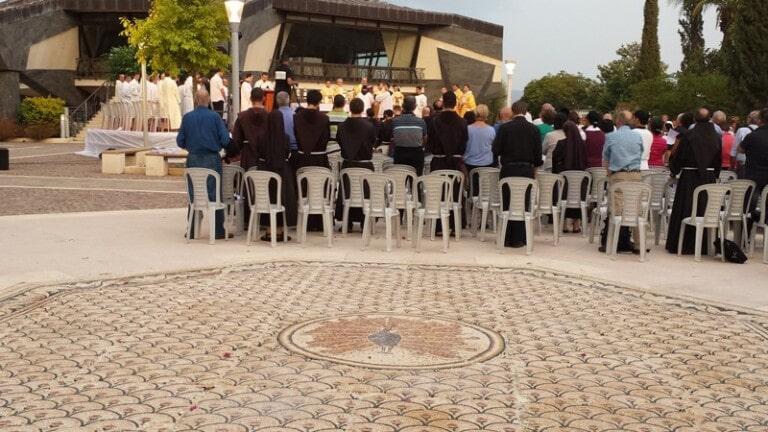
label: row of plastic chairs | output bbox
[100,101,170,132]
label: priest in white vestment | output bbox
[181,76,194,115]
[159,75,182,130]
[240,73,253,112]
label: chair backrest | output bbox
[609,181,651,222]
[430,169,465,203]
[387,164,417,174]
[719,170,738,183]
[586,168,607,197]
[222,164,245,204]
[363,174,396,215]
[727,180,756,218]
[340,167,372,205]
[663,178,677,211]
[416,175,452,217]
[372,153,393,173]
[499,177,538,217]
[470,167,501,204]
[536,173,564,209]
[691,183,732,226]
[642,173,669,209]
[385,167,417,209]
[297,168,335,213]
[327,152,342,180]
[185,168,221,208]
[561,170,591,206]
[758,187,768,225]
[244,171,282,212]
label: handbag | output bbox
[714,238,748,264]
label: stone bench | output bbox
[145,150,189,177]
[101,147,153,174]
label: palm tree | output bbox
[672,0,741,46]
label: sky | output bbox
[386,0,722,93]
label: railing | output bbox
[69,80,114,137]
[272,61,425,85]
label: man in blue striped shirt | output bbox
[391,96,428,175]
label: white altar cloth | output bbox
[78,129,180,158]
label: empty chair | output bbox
[496,178,539,255]
[642,173,670,245]
[184,168,228,245]
[468,167,501,241]
[297,168,336,247]
[660,178,677,238]
[749,187,768,264]
[362,174,401,252]
[587,176,609,244]
[222,165,245,234]
[536,173,565,245]
[559,170,592,237]
[724,180,756,248]
[719,170,738,183]
[606,182,652,261]
[430,169,465,241]
[244,171,288,248]
[586,167,608,207]
[414,175,453,253]
[385,166,417,240]
[340,167,373,236]
[677,184,732,262]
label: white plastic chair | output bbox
[385,166,417,241]
[222,165,245,235]
[340,167,373,236]
[559,170,591,237]
[587,176,608,244]
[362,174,401,252]
[606,181,652,262]
[372,153,393,173]
[496,178,539,255]
[677,184,732,262]
[642,173,670,246]
[749,187,768,264]
[722,180,755,249]
[719,170,738,183]
[184,168,228,245]
[297,167,336,247]
[430,169,465,241]
[244,171,288,248]
[468,167,501,241]
[586,167,608,207]
[536,173,565,245]
[414,175,453,253]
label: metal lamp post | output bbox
[225,0,244,128]
[504,59,517,107]
[139,42,148,148]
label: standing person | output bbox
[293,89,330,170]
[321,80,335,105]
[333,78,346,98]
[240,73,254,113]
[378,110,395,152]
[229,87,268,172]
[275,91,297,159]
[177,89,231,240]
[647,117,668,168]
[492,100,542,248]
[146,74,160,102]
[665,108,722,255]
[732,111,760,174]
[181,76,194,116]
[459,84,477,117]
[542,113,567,172]
[115,74,126,100]
[209,70,225,117]
[451,84,464,114]
[392,85,404,108]
[254,72,273,90]
[552,121,587,233]
[494,107,513,133]
[737,108,768,217]
[328,94,349,145]
[375,82,393,119]
[713,110,732,170]
[533,103,555,125]
[414,86,428,119]
[428,91,467,172]
[335,98,376,230]
[391,96,428,175]
[536,108,556,141]
[359,87,375,115]
[583,111,606,168]
[159,73,182,130]
[433,99,444,113]
[273,58,295,96]
[632,110,653,170]
[353,77,369,96]
[464,104,497,174]
[126,73,141,101]
[600,110,644,253]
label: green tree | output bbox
[727,0,768,108]
[595,43,641,111]
[121,0,230,75]
[522,71,600,114]
[638,0,663,80]
[677,0,707,73]
[107,46,140,79]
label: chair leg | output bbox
[694,225,703,262]
[415,215,424,252]
[762,230,768,264]
[209,209,215,245]
[639,222,647,262]
[525,217,533,256]
[282,212,288,245]
[497,216,507,253]
[580,204,588,238]
[362,213,370,250]
[677,222,686,256]
[270,213,277,248]
[720,222,727,263]
[454,205,462,241]
[588,210,596,244]
[406,207,413,241]
[394,214,402,249]
[385,214,392,252]
[324,211,333,248]
[441,214,450,253]
[610,221,620,260]
[553,208,560,246]
[186,207,194,244]
[480,206,489,242]
[654,213,662,246]
[342,203,350,237]
[430,218,437,241]
[560,203,567,235]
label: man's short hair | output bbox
[194,89,210,107]
[306,89,322,106]
[553,113,568,130]
[511,100,528,116]
[244,72,253,79]
[333,94,346,109]
[541,108,556,125]
[634,110,650,126]
[349,98,364,115]
[366,108,375,118]
[402,96,417,113]
[261,72,268,77]
[276,91,290,107]
[250,87,265,102]
[748,110,761,124]
[383,109,394,119]
[442,91,457,109]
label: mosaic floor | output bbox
[1,262,767,432]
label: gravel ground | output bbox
[0,187,187,216]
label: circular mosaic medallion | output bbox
[278,313,505,369]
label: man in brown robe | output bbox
[428,91,468,172]
[293,89,331,169]
[335,98,376,229]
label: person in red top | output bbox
[648,117,667,167]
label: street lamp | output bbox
[225,0,245,128]
[138,42,148,148]
[504,59,517,107]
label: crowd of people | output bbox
[172,63,767,258]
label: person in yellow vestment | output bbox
[159,73,182,130]
[452,83,464,115]
[333,78,346,97]
[459,84,477,117]
[392,85,404,108]
[321,80,335,105]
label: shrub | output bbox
[0,118,22,141]
[23,124,60,140]
[18,97,66,126]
